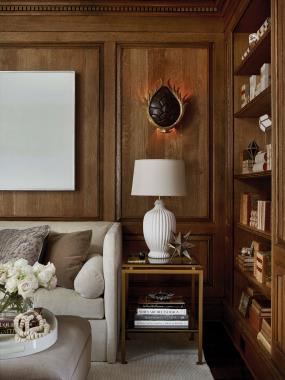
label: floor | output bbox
[203,322,253,380]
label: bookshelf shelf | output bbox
[235,29,271,76]
[237,223,271,241]
[234,86,271,118]
[235,265,271,299]
[234,170,271,179]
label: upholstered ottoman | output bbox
[0,316,91,380]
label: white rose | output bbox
[14,258,29,268]
[47,276,57,290]
[33,262,45,275]
[5,276,18,294]
[7,265,20,279]
[36,262,56,288]
[44,262,56,276]
[17,275,38,299]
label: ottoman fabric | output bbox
[0,316,91,380]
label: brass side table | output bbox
[120,257,204,364]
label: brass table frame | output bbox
[121,261,204,364]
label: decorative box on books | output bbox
[134,296,189,329]
[255,251,271,284]
[248,296,271,334]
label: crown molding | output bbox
[0,1,228,15]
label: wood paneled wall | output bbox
[0,5,226,318]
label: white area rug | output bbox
[88,334,214,380]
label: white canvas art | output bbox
[0,71,75,190]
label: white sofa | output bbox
[0,220,122,363]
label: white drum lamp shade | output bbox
[131,159,186,259]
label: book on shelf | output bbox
[257,200,271,232]
[257,317,271,353]
[241,83,250,108]
[264,144,272,173]
[240,193,260,225]
[257,330,271,353]
[135,314,188,321]
[0,318,15,335]
[248,296,271,334]
[260,63,271,92]
[136,308,187,315]
[136,295,188,317]
[260,317,271,344]
[134,320,189,328]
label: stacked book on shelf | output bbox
[249,295,271,334]
[134,296,189,329]
[236,254,254,272]
[257,317,271,353]
[240,192,271,232]
[240,17,271,63]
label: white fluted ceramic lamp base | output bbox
[143,199,176,259]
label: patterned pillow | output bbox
[0,225,50,265]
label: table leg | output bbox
[121,271,127,364]
[189,275,195,341]
[197,271,203,364]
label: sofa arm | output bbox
[102,222,122,363]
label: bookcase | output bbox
[224,0,285,378]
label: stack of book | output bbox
[236,254,254,272]
[0,313,15,335]
[134,296,189,329]
[241,83,250,108]
[240,150,254,174]
[240,193,271,232]
[249,296,271,334]
[254,251,271,284]
[253,151,268,172]
[257,317,271,353]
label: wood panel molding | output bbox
[0,1,229,15]
[0,44,103,219]
[117,42,213,222]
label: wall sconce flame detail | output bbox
[146,80,191,133]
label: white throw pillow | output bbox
[74,254,104,299]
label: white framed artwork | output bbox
[0,71,75,190]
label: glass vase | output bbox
[0,293,33,320]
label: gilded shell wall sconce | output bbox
[146,80,191,133]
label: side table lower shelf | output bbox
[120,261,204,364]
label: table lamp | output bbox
[131,159,186,259]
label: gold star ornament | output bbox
[168,231,195,260]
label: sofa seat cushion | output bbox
[34,287,104,319]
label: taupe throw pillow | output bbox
[0,225,50,265]
[43,230,92,289]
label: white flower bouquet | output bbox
[0,258,57,314]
